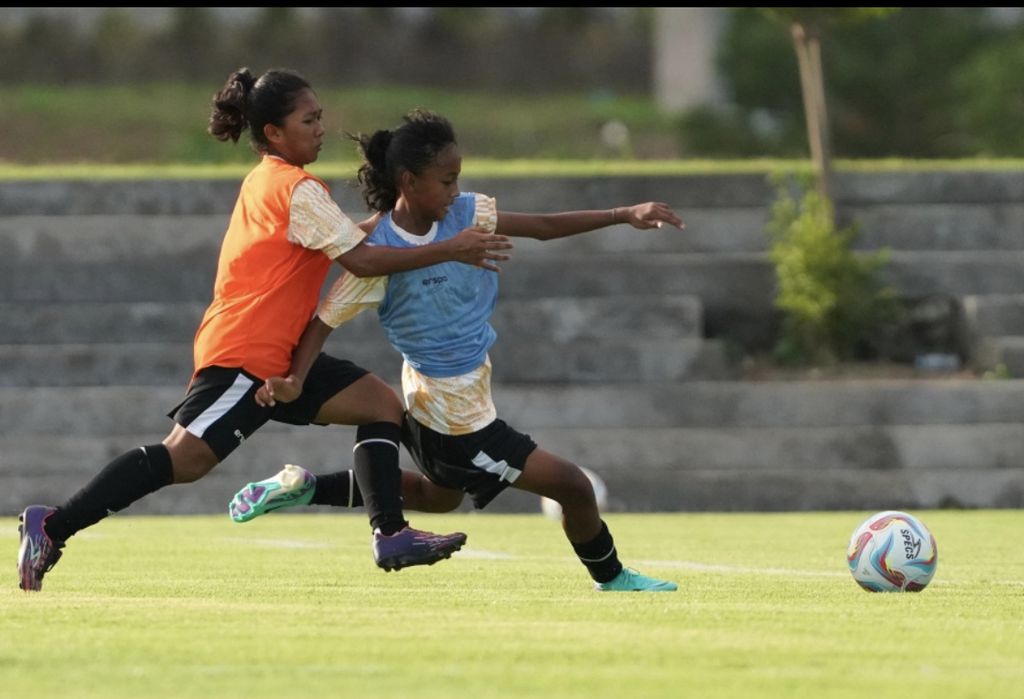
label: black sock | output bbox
[571,520,624,583]
[352,423,407,535]
[44,444,174,542]
[311,470,364,507]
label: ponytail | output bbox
[351,129,399,213]
[208,67,311,152]
[350,109,457,213]
[208,68,255,144]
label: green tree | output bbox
[715,8,998,159]
[92,9,145,82]
[760,8,895,203]
[953,28,1024,156]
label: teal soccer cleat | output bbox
[230,464,316,523]
[594,567,678,592]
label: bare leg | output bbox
[512,448,600,543]
[163,424,220,483]
[313,373,404,426]
[401,471,464,513]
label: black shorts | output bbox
[167,354,369,461]
[401,415,538,510]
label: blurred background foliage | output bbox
[688,7,1024,158]
[0,7,1022,163]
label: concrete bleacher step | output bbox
[6,381,1024,437]
[0,336,725,386]
[0,293,716,384]
[8,202,1024,262]
[841,202,1024,251]
[961,294,1024,337]
[0,302,208,344]
[4,421,1022,514]
[5,171,1024,219]
[972,336,1024,376]
[0,215,224,263]
[7,252,1024,306]
[0,295,704,344]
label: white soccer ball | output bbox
[846,510,938,592]
[540,466,608,520]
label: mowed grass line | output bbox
[3,158,1024,181]
[1,512,1021,699]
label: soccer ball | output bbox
[540,466,608,519]
[846,510,938,592]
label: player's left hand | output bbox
[623,202,685,230]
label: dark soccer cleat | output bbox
[372,526,468,572]
[17,505,65,592]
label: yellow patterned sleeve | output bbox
[316,272,387,328]
[473,193,498,233]
[288,180,366,259]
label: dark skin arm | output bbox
[258,217,511,404]
[255,316,333,406]
[256,216,511,404]
[338,226,511,276]
[494,202,683,240]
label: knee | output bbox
[172,459,216,484]
[163,432,219,484]
[412,475,464,513]
[431,488,464,513]
[364,385,405,425]
[553,464,598,511]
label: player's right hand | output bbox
[447,227,513,272]
[255,375,302,407]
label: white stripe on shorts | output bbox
[352,438,399,452]
[185,374,255,440]
[471,451,521,483]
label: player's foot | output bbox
[229,464,316,523]
[594,567,678,592]
[373,526,467,572]
[18,505,65,592]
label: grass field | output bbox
[0,84,674,164]
[2,511,1022,699]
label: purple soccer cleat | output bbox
[372,526,468,572]
[17,505,65,592]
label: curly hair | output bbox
[350,109,457,213]
[208,67,311,151]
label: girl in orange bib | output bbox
[16,68,512,591]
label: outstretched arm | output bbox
[288,180,511,279]
[494,202,684,240]
[337,227,512,277]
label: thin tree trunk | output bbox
[791,21,832,205]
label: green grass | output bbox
[6,84,1024,175]
[0,83,675,164]
[2,511,1021,698]
[2,158,1024,181]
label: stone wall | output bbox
[2,171,1023,514]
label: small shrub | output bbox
[767,176,896,364]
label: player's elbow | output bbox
[344,262,375,278]
[336,252,374,278]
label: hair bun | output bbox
[231,68,256,95]
[365,129,393,168]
